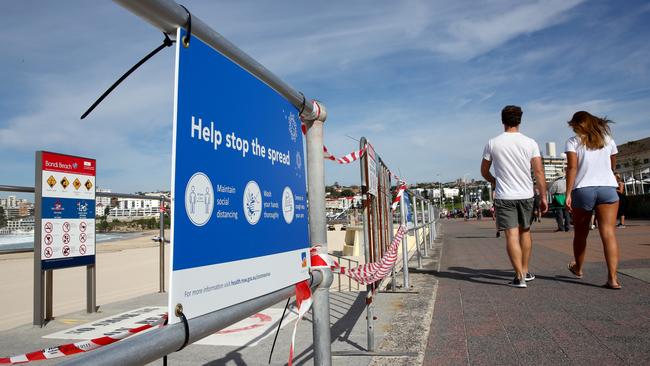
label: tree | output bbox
[0,207,6,228]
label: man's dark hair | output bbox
[501,105,522,127]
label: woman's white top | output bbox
[565,135,618,189]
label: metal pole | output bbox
[159,196,165,293]
[86,265,96,313]
[399,189,410,288]
[428,202,434,248]
[358,137,374,352]
[386,166,396,292]
[420,199,428,257]
[412,195,422,269]
[304,103,332,366]
[61,271,324,366]
[113,0,316,117]
[45,270,53,321]
[33,151,44,327]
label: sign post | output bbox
[34,151,97,326]
[169,29,310,323]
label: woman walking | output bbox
[565,111,621,289]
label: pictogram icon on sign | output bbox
[62,245,71,257]
[62,233,71,245]
[85,179,93,190]
[79,222,87,232]
[44,247,53,258]
[79,244,87,255]
[79,232,87,243]
[63,222,71,232]
[73,178,81,190]
[44,222,53,233]
[47,175,57,188]
[60,177,70,189]
[44,234,53,245]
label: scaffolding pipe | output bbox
[113,0,315,116]
[304,104,333,366]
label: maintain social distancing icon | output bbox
[185,172,214,226]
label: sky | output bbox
[1,0,650,196]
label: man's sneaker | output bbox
[509,276,527,288]
[525,272,535,281]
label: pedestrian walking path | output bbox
[424,218,650,366]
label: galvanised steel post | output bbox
[358,137,374,352]
[159,195,165,293]
[303,102,333,366]
[387,168,396,291]
[399,188,410,288]
[427,201,436,248]
[412,194,422,269]
[420,199,428,257]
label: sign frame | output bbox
[168,29,310,324]
[34,151,97,326]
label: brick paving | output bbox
[423,218,650,366]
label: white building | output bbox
[109,196,162,218]
[6,217,35,232]
[443,188,460,198]
[325,195,362,212]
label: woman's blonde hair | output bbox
[568,111,613,149]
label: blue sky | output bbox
[1,0,649,194]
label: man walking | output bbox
[481,105,548,288]
[549,175,570,232]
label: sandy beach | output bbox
[0,230,167,331]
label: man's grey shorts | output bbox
[495,198,534,230]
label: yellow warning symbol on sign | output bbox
[73,178,81,190]
[85,179,93,191]
[60,177,69,189]
[47,175,57,188]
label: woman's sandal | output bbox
[567,262,583,279]
[603,282,622,290]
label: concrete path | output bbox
[424,218,650,366]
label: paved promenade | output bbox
[424,218,650,366]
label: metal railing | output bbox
[329,253,360,292]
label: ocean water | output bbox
[0,232,148,252]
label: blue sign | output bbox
[169,29,310,322]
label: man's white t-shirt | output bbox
[565,136,618,189]
[483,132,541,200]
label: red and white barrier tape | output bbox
[300,118,366,165]
[288,281,312,366]
[391,183,407,211]
[0,315,167,364]
[323,144,366,164]
[310,225,406,286]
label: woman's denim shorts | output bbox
[571,186,619,211]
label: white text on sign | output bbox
[190,116,290,166]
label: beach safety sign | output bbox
[37,151,96,270]
[168,29,309,324]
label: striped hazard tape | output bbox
[310,224,406,286]
[0,315,167,364]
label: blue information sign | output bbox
[169,29,310,322]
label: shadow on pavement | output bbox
[202,291,367,366]
[412,266,607,289]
